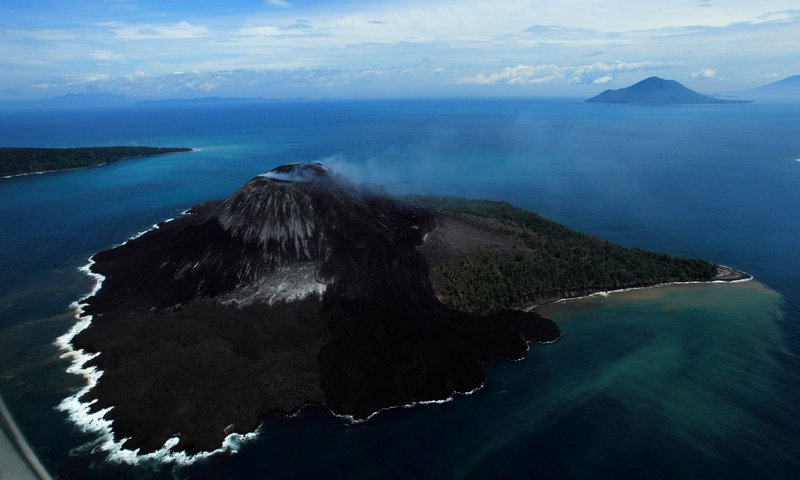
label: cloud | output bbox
[456,61,673,86]
[753,9,800,24]
[85,73,111,82]
[284,19,312,30]
[3,1,800,98]
[583,51,605,58]
[522,24,599,37]
[92,50,126,63]
[0,26,77,41]
[265,0,293,8]
[238,25,282,36]
[101,21,209,40]
[40,67,421,98]
[691,67,717,79]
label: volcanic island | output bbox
[63,162,749,455]
[585,76,752,104]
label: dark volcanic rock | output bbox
[586,76,752,104]
[70,163,560,454]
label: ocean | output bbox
[0,98,798,479]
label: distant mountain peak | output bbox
[745,75,800,97]
[587,77,751,104]
[639,76,673,84]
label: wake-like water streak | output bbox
[53,212,261,466]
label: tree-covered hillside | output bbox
[0,146,192,177]
[404,195,719,313]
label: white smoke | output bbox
[258,162,331,183]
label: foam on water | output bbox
[328,382,487,424]
[53,213,262,466]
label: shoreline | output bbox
[526,265,753,312]
[55,208,496,464]
[55,210,751,466]
[55,210,561,465]
[1,148,197,180]
[1,165,100,179]
[52,210,260,466]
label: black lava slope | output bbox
[71,163,560,454]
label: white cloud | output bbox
[265,0,293,8]
[0,27,78,41]
[752,9,800,24]
[101,21,210,40]
[457,61,672,85]
[592,75,614,84]
[48,67,422,98]
[2,0,800,98]
[238,25,283,36]
[85,73,110,82]
[691,67,717,79]
[92,50,126,62]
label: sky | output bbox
[0,0,798,100]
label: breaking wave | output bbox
[54,212,261,466]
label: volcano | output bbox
[68,163,561,454]
[586,77,752,104]
[66,162,744,456]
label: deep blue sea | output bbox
[0,98,798,479]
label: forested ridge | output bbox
[0,146,192,177]
[403,195,718,312]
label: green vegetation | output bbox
[0,146,193,177]
[403,195,718,312]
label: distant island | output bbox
[0,94,311,109]
[586,77,752,104]
[59,163,749,456]
[0,93,132,109]
[0,146,193,178]
[742,75,800,98]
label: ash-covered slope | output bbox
[69,163,560,455]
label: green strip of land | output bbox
[0,146,193,177]
[402,195,720,313]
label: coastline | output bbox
[328,382,487,425]
[54,209,560,465]
[54,208,493,464]
[1,165,102,180]
[526,265,752,312]
[52,210,262,466]
[55,209,750,465]
[1,148,197,180]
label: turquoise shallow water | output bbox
[0,99,798,479]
